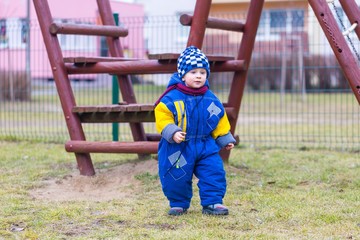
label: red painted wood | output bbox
[97,0,149,149]
[65,59,246,75]
[339,0,360,40]
[220,0,265,161]
[49,22,128,37]
[180,14,245,32]
[65,141,158,154]
[63,57,139,64]
[148,53,234,62]
[72,104,155,113]
[308,0,360,104]
[34,0,262,169]
[33,0,95,176]
[186,0,212,48]
[72,105,235,124]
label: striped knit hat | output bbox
[177,46,210,79]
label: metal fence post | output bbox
[112,13,119,141]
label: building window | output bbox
[292,10,304,28]
[176,12,190,45]
[257,9,304,41]
[1,18,28,49]
[270,10,287,29]
[21,18,29,44]
[0,19,8,48]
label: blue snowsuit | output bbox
[154,73,236,209]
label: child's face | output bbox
[182,68,207,88]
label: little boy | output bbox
[154,46,235,216]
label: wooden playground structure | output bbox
[33,0,360,176]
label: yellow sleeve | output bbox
[211,112,231,139]
[154,102,175,134]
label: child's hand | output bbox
[173,131,186,143]
[225,143,234,150]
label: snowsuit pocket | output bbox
[167,150,187,180]
[169,167,186,180]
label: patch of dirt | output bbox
[30,159,158,202]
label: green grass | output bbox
[0,141,359,239]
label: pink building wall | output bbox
[0,0,145,80]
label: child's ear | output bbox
[182,78,185,81]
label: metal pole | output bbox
[112,13,119,141]
[26,0,31,100]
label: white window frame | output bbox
[0,18,28,49]
[0,18,7,49]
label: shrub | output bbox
[0,69,31,101]
[246,53,348,91]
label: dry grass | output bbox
[0,141,359,239]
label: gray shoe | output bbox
[168,207,187,216]
[202,204,229,215]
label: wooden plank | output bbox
[77,111,155,123]
[148,53,234,62]
[72,106,97,113]
[73,104,233,115]
[73,105,234,124]
[146,133,161,141]
[224,107,237,120]
[339,0,360,40]
[126,104,141,111]
[64,56,140,64]
[208,55,235,62]
[65,140,158,154]
[148,53,179,60]
[72,104,155,113]
[141,104,156,111]
[73,104,232,113]
[97,0,148,146]
[49,22,128,37]
[309,0,360,104]
[65,59,246,75]
[33,0,96,176]
[180,14,245,32]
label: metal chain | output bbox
[330,1,360,63]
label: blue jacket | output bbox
[155,73,235,148]
[154,73,235,208]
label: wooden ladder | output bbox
[33,0,264,175]
[309,0,360,104]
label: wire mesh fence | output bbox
[0,11,359,150]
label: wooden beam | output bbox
[65,141,158,154]
[64,56,139,64]
[33,0,95,176]
[50,22,128,37]
[309,0,360,104]
[180,14,245,32]
[65,59,246,75]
